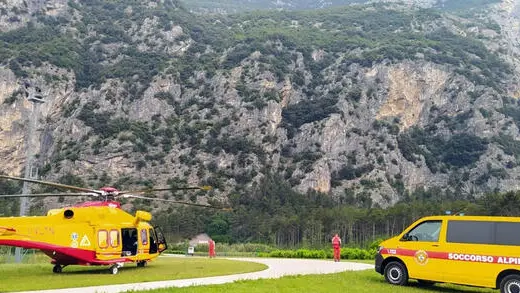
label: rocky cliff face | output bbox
[1,0,520,211]
[0,0,68,32]
[377,63,449,130]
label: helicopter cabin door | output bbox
[146,227,167,255]
[121,228,138,257]
[153,226,168,253]
[96,228,121,260]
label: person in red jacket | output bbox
[208,239,216,258]
[332,234,342,262]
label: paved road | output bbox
[17,256,374,293]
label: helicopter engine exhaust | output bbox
[64,210,74,219]
[134,211,152,225]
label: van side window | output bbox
[402,220,441,242]
[447,220,494,244]
[495,222,520,246]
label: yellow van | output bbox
[375,215,520,293]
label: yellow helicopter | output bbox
[0,175,222,274]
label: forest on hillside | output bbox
[150,175,520,248]
[2,175,520,249]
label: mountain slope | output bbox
[0,0,519,215]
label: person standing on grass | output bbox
[332,234,342,262]
[209,239,216,258]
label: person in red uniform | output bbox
[208,239,216,258]
[332,234,342,262]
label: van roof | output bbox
[419,215,520,222]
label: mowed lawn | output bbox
[0,256,267,292]
[131,264,497,293]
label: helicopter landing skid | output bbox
[52,264,68,273]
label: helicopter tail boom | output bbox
[0,238,129,266]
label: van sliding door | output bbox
[444,220,520,288]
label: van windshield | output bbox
[402,220,441,242]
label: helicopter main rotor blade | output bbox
[0,175,101,194]
[0,192,99,198]
[121,194,231,210]
[119,185,212,195]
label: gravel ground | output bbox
[16,256,374,293]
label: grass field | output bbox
[127,262,497,293]
[0,256,267,292]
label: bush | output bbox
[282,96,339,131]
[261,247,374,260]
[165,242,278,255]
[369,238,385,250]
[164,241,375,260]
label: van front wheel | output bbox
[384,261,408,286]
[500,274,520,293]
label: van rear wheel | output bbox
[384,261,408,286]
[500,274,520,293]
